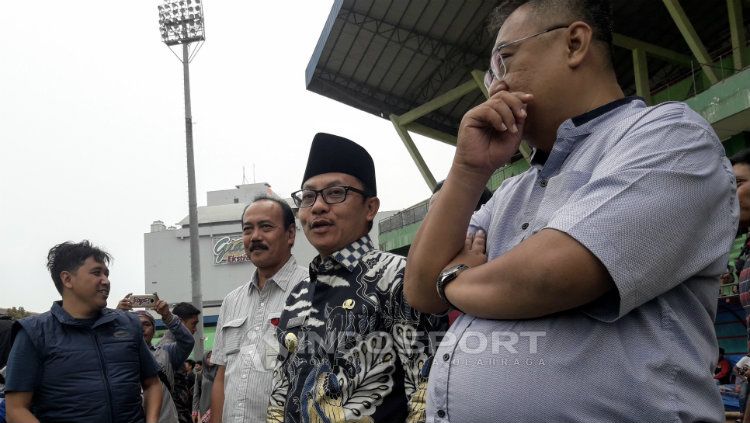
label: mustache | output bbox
[249,242,269,252]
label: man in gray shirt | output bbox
[210,195,308,423]
[405,0,737,422]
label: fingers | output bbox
[464,233,474,251]
[118,297,133,311]
[466,90,532,135]
[486,91,532,133]
[472,230,486,253]
[156,299,169,312]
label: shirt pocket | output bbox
[220,316,247,357]
[262,312,282,371]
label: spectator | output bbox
[209,195,308,423]
[716,347,732,384]
[404,0,736,420]
[737,351,750,422]
[732,151,750,308]
[119,296,194,423]
[164,303,201,423]
[193,351,216,423]
[5,240,162,423]
[0,316,10,423]
[172,360,196,423]
[268,133,448,422]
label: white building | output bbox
[144,183,395,331]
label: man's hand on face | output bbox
[117,293,134,311]
[455,82,533,177]
[154,299,173,323]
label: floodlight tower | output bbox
[158,0,206,359]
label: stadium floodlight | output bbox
[157,0,206,360]
[158,0,205,46]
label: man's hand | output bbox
[454,85,533,177]
[117,293,134,311]
[154,299,174,324]
[444,230,488,271]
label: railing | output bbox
[379,199,429,234]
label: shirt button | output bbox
[260,302,265,307]
[437,409,446,418]
[443,353,450,361]
[521,222,529,230]
[539,179,547,187]
[255,325,261,331]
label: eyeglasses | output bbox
[291,185,367,208]
[484,24,570,89]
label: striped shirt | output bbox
[212,256,308,423]
[427,98,738,422]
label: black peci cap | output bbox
[301,133,377,196]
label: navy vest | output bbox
[16,302,147,423]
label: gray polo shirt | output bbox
[426,98,737,422]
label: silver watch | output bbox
[437,264,469,308]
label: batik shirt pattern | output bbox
[267,236,447,423]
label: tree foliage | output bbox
[4,306,32,319]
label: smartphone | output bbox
[130,293,159,309]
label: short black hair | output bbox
[47,240,111,294]
[487,0,614,67]
[241,195,296,230]
[172,302,201,319]
[432,180,494,212]
[730,149,750,167]
[186,359,196,367]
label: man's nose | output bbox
[309,193,329,213]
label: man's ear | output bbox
[566,21,593,68]
[287,224,296,248]
[61,271,73,290]
[366,197,380,224]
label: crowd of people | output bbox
[0,0,746,422]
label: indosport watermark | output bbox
[436,330,548,367]
[264,328,549,367]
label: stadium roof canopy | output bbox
[306,0,750,188]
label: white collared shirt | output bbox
[212,256,308,423]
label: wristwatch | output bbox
[437,264,469,309]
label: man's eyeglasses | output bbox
[291,186,367,208]
[484,24,570,89]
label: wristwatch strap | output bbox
[437,264,468,310]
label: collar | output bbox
[51,300,116,328]
[249,255,300,293]
[571,96,643,127]
[312,235,374,273]
[529,96,645,169]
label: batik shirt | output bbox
[267,235,447,423]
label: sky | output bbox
[0,1,458,312]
